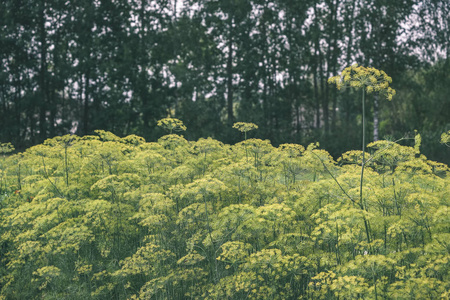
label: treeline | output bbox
[1,0,449,162]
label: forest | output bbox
[0,0,449,163]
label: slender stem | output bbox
[202,194,218,283]
[17,162,22,190]
[360,88,365,209]
[311,151,356,205]
[360,89,371,246]
[42,157,65,198]
[64,145,69,187]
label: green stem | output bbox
[42,157,65,198]
[64,145,69,187]
[360,88,365,209]
[360,88,371,246]
[311,151,355,205]
[17,162,22,190]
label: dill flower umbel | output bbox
[157,118,187,134]
[328,64,396,100]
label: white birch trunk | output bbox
[373,94,379,141]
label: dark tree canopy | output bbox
[0,0,449,163]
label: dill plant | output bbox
[1,119,449,298]
[233,122,259,163]
[328,64,396,247]
[0,143,15,204]
[441,130,450,147]
[232,122,258,141]
[328,64,395,210]
[157,118,187,134]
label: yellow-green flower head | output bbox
[441,130,450,146]
[157,118,187,132]
[350,81,360,88]
[328,65,395,101]
[0,142,15,154]
[232,122,259,133]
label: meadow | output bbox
[0,123,449,299]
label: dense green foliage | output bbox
[1,0,449,163]
[1,129,448,299]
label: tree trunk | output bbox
[226,15,234,125]
[313,64,320,129]
[83,72,90,135]
[38,0,48,140]
[373,94,379,141]
[330,0,340,131]
[345,0,356,65]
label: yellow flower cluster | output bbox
[0,142,15,154]
[441,130,450,146]
[217,241,251,264]
[232,122,259,133]
[328,63,396,100]
[157,118,187,133]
